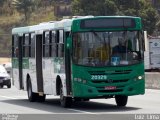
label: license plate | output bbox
[105,86,117,90]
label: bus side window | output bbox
[31,33,35,57]
[58,30,64,57]
[43,31,50,57]
[51,31,58,57]
[23,34,30,57]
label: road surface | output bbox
[0,86,160,120]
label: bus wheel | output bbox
[27,79,38,102]
[83,98,90,101]
[37,94,46,102]
[74,98,82,102]
[74,98,89,102]
[60,83,72,108]
[115,95,128,107]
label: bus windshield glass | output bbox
[73,31,144,67]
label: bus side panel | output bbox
[22,58,29,91]
[22,58,37,92]
[43,58,54,94]
[53,57,67,96]
[28,58,37,92]
[50,58,56,95]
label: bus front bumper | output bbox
[72,80,145,98]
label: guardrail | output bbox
[145,72,160,89]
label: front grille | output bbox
[88,70,132,75]
[88,70,131,94]
[88,71,105,75]
[109,70,132,75]
[91,79,128,84]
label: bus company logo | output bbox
[107,79,113,83]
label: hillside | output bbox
[0,0,159,57]
[0,3,56,57]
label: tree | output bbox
[13,0,34,23]
[71,0,117,16]
[33,0,53,9]
[115,0,158,34]
[0,0,5,7]
[71,0,159,34]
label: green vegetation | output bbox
[0,0,159,57]
[71,0,159,34]
[13,0,34,23]
[0,0,56,57]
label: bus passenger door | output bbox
[35,34,44,93]
[65,35,72,95]
[12,35,23,89]
[18,36,24,89]
[13,35,23,89]
[42,31,53,94]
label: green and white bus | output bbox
[12,16,145,107]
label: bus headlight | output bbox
[138,76,143,80]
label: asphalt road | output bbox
[0,86,160,120]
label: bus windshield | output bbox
[73,31,144,67]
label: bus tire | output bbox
[74,98,89,102]
[115,95,128,107]
[27,78,38,102]
[83,98,90,101]
[37,94,46,102]
[74,98,82,102]
[60,83,72,108]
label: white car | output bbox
[0,65,11,88]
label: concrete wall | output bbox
[145,72,160,89]
[0,57,11,64]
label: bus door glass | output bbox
[42,31,53,94]
[12,34,20,89]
